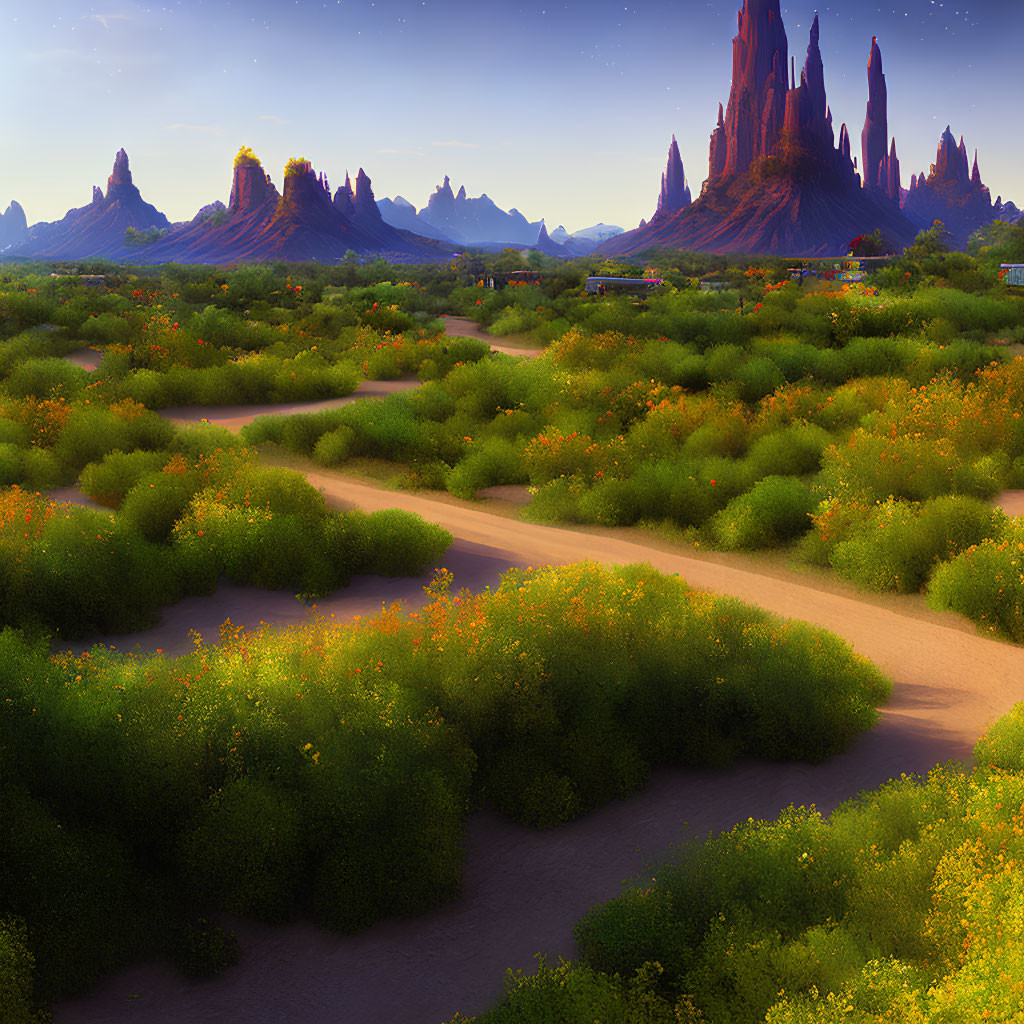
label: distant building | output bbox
[486,270,543,289]
[585,276,663,296]
[794,255,895,282]
[1002,264,1024,287]
[698,275,731,293]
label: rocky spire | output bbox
[656,134,691,218]
[229,147,277,214]
[972,150,982,186]
[718,0,790,177]
[333,173,356,216]
[884,137,901,201]
[839,123,852,166]
[353,168,383,223]
[456,184,467,202]
[861,36,888,193]
[106,148,132,196]
[709,102,728,179]
[92,186,104,204]
[802,13,827,130]
[933,127,966,184]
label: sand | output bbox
[63,348,103,372]
[995,490,1024,517]
[54,466,1024,1024]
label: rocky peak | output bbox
[92,186,104,204]
[717,0,790,177]
[281,158,333,218]
[884,137,901,201]
[861,36,889,193]
[656,134,691,218]
[354,168,383,223]
[456,184,467,201]
[106,148,133,196]
[333,172,355,216]
[229,147,277,214]
[933,127,969,185]
[972,150,982,187]
[0,201,28,247]
[709,102,728,179]
[802,13,827,129]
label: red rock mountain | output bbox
[13,149,171,259]
[601,4,919,257]
[902,127,996,247]
[23,148,449,263]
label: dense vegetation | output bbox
[449,706,1024,1024]
[2,220,1024,1019]
[0,562,888,1012]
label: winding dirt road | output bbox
[56,463,1024,1024]
[53,330,1024,1024]
[440,315,545,358]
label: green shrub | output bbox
[358,509,453,576]
[171,918,239,979]
[173,422,243,461]
[927,524,1024,641]
[736,356,784,403]
[79,450,168,507]
[446,438,527,499]
[0,443,24,486]
[178,778,306,920]
[312,425,355,466]
[709,476,815,549]
[744,423,831,479]
[120,471,198,542]
[3,358,90,401]
[0,917,48,1024]
[831,496,1006,594]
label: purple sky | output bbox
[1,1,1020,233]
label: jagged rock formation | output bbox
[0,201,28,249]
[861,37,901,201]
[902,127,997,247]
[535,222,570,257]
[655,136,692,218]
[333,173,356,217]
[12,149,171,259]
[378,177,543,245]
[719,0,789,176]
[127,150,446,263]
[601,4,917,257]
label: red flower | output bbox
[710,479,717,486]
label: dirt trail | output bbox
[56,464,1024,1024]
[158,378,422,434]
[441,315,545,358]
[63,348,102,372]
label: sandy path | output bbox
[996,489,1024,517]
[56,470,1024,1024]
[441,315,545,358]
[157,378,422,434]
[63,348,103,372]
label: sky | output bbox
[1,0,1021,234]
